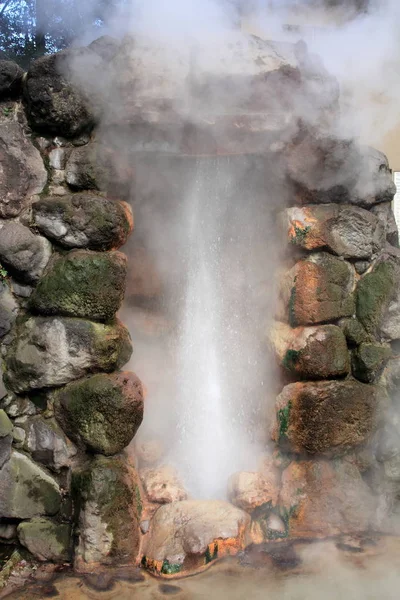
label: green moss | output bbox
[0,263,7,280]
[290,224,311,246]
[356,262,395,334]
[288,277,298,327]
[278,401,292,440]
[283,349,301,371]
[205,542,218,565]
[161,559,182,575]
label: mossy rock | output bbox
[338,317,369,347]
[352,343,392,383]
[54,372,144,455]
[29,250,127,322]
[0,410,12,438]
[17,518,71,562]
[356,261,396,336]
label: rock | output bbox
[88,36,120,62]
[142,500,251,575]
[17,518,71,562]
[0,122,47,217]
[73,455,141,570]
[0,61,24,98]
[0,410,13,437]
[49,147,69,170]
[0,394,37,418]
[31,193,133,250]
[338,317,368,346]
[381,356,400,394]
[353,147,396,206]
[279,459,377,537]
[23,48,98,137]
[0,524,17,541]
[54,372,143,456]
[0,221,51,283]
[140,465,187,504]
[351,343,391,383]
[282,204,385,259]
[29,250,128,322]
[11,281,33,298]
[282,252,355,327]
[0,282,18,339]
[0,409,12,469]
[65,143,100,190]
[354,260,370,275]
[3,316,132,393]
[271,380,381,456]
[0,450,61,518]
[371,202,399,247]
[270,321,349,380]
[22,416,77,471]
[228,470,279,512]
[12,426,25,445]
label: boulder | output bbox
[73,455,142,570]
[370,202,399,247]
[0,122,47,217]
[0,450,61,518]
[3,316,132,393]
[282,252,355,326]
[282,204,385,259]
[279,459,377,537]
[0,221,51,283]
[338,317,369,347]
[353,147,397,206]
[0,394,37,418]
[271,380,381,456]
[23,48,99,137]
[0,281,18,339]
[228,470,279,513]
[140,465,188,504]
[22,416,77,471]
[31,193,133,250]
[0,524,17,541]
[29,250,128,321]
[0,61,24,98]
[65,143,100,190]
[54,372,143,456]
[0,409,12,469]
[17,518,71,562]
[351,343,391,383]
[142,500,251,575]
[270,321,349,380]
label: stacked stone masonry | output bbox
[0,34,399,583]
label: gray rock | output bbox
[0,61,24,98]
[12,426,25,445]
[0,409,13,469]
[0,122,47,217]
[31,193,133,251]
[3,316,132,393]
[353,147,397,207]
[0,281,18,339]
[0,523,17,541]
[65,143,100,190]
[18,518,71,562]
[23,416,77,471]
[0,394,37,418]
[354,261,370,275]
[24,48,99,137]
[0,409,13,437]
[11,281,33,298]
[49,147,69,170]
[0,450,61,518]
[371,202,399,247]
[0,221,51,283]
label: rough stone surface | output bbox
[0,394,37,418]
[351,343,391,383]
[0,221,51,283]
[0,282,18,339]
[24,48,98,137]
[0,450,61,518]
[270,321,349,380]
[0,409,12,469]
[0,409,12,437]
[73,455,141,570]
[339,317,369,347]
[54,372,143,455]
[3,316,132,393]
[29,250,128,321]
[65,143,101,190]
[0,524,17,541]
[272,380,381,456]
[143,500,251,574]
[31,193,133,250]
[22,416,77,471]
[0,61,24,98]
[282,204,385,259]
[282,252,355,326]
[228,470,279,512]
[17,518,71,562]
[279,459,377,537]
[140,465,188,504]
[0,122,47,217]
[371,202,399,247]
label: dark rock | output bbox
[3,316,132,393]
[0,122,47,217]
[23,48,100,137]
[351,343,391,383]
[54,371,144,455]
[272,379,383,456]
[338,317,369,346]
[0,221,51,283]
[17,518,71,562]
[29,250,128,321]
[73,455,142,570]
[31,193,133,250]
[0,61,24,98]
[354,261,370,275]
[22,416,77,471]
[371,202,399,247]
[0,281,18,339]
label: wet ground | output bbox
[5,536,400,600]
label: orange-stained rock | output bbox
[271,380,384,456]
[281,204,385,259]
[280,252,355,326]
[140,465,188,504]
[228,470,279,512]
[279,460,377,537]
[270,321,350,380]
